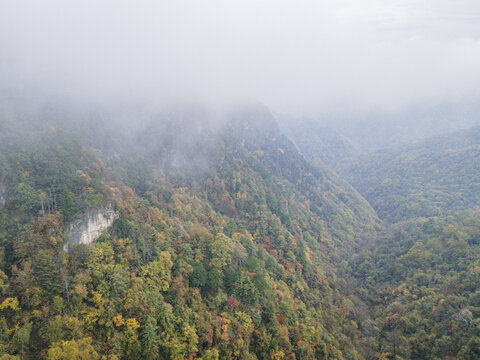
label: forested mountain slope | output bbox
[4,98,480,360]
[0,103,380,359]
[279,118,361,168]
[350,210,480,359]
[336,126,480,223]
[328,125,480,359]
[134,105,380,254]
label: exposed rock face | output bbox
[0,185,6,207]
[66,208,118,249]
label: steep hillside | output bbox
[350,210,480,359]
[329,125,480,359]
[135,105,380,255]
[280,118,361,168]
[336,126,480,223]
[0,104,380,359]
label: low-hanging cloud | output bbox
[0,0,479,116]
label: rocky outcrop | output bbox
[65,208,118,250]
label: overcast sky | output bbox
[1,0,479,115]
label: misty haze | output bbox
[1,1,480,359]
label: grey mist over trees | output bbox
[3,2,480,359]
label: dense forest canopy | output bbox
[0,103,383,359]
[336,126,480,223]
[2,95,480,360]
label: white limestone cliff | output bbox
[65,208,118,250]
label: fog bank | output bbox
[1,0,479,116]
